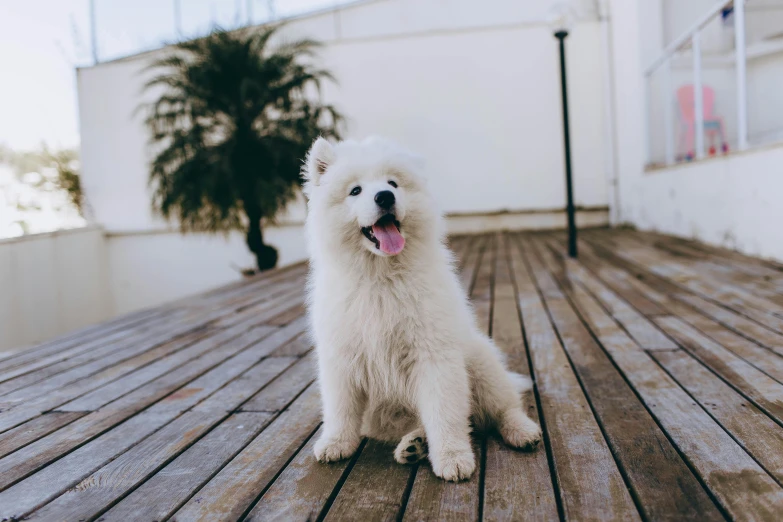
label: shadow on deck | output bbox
[0,229,782,520]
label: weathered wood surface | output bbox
[526,234,722,521]
[2,230,783,520]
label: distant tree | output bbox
[0,144,84,215]
[143,27,342,271]
[45,148,84,214]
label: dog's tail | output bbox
[507,371,533,395]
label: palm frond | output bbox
[141,26,343,247]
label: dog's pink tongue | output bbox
[372,221,405,255]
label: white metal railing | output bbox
[645,0,748,165]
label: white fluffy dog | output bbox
[302,136,541,481]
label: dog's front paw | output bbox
[394,430,428,464]
[500,410,542,450]
[431,448,475,482]
[314,435,360,463]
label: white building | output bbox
[2,0,782,350]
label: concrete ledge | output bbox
[444,207,610,235]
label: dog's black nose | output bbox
[375,190,395,209]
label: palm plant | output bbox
[143,27,342,271]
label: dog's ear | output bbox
[303,137,335,187]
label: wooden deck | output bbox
[1,229,783,521]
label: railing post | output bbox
[693,31,705,159]
[735,0,748,150]
[663,58,674,164]
[174,0,183,37]
[89,0,99,64]
[644,77,651,164]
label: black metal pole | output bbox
[556,30,577,258]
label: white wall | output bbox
[632,143,783,262]
[0,227,112,351]
[747,51,783,145]
[608,0,646,226]
[78,0,611,231]
[105,224,306,315]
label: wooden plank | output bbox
[551,233,670,317]
[45,303,304,415]
[0,328,210,405]
[241,352,316,412]
[0,329,212,433]
[212,287,305,329]
[0,411,177,519]
[0,351,300,518]
[0,284,300,405]
[0,308,189,379]
[166,263,305,319]
[603,231,783,334]
[677,310,783,384]
[510,234,641,521]
[527,234,720,521]
[550,234,783,520]
[0,325,155,384]
[271,332,313,357]
[27,409,276,521]
[452,235,475,272]
[172,385,322,521]
[631,231,783,297]
[0,324,281,490]
[0,412,86,460]
[675,293,783,357]
[0,320,207,401]
[581,234,783,357]
[245,425,353,522]
[659,232,783,279]
[652,349,783,483]
[266,303,306,326]
[0,258,306,370]
[324,439,413,522]
[0,307,167,367]
[241,315,309,359]
[23,410,256,521]
[471,233,495,334]
[481,233,558,522]
[0,286,303,434]
[56,325,276,412]
[459,235,486,292]
[554,233,783,378]
[655,316,783,424]
[551,234,783,384]
[189,260,306,303]
[101,412,276,522]
[192,355,299,414]
[541,236,677,351]
[647,235,783,304]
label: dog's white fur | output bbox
[303,136,541,481]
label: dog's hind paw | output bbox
[314,435,360,463]
[500,409,542,451]
[394,429,428,464]
[432,447,475,482]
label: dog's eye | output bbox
[349,186,362,196]
[388,180,398,188]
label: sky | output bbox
[0,0,339,151]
